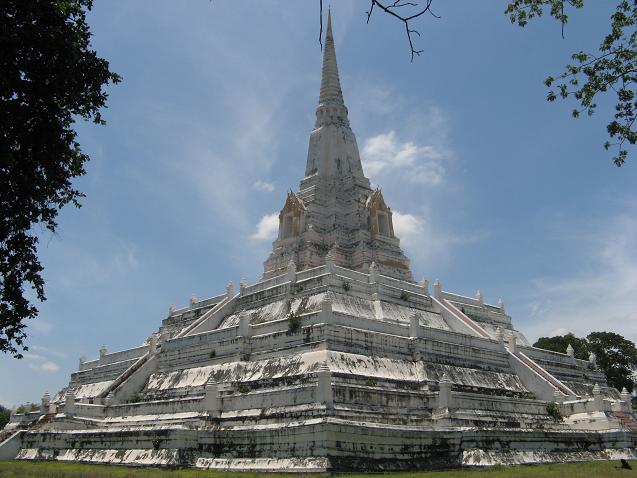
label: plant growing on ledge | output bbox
[400,291,410,301]
[209,350,216,359]
[241,352,251,362]
[365,377,378,387]
[15,405,25,414]
[237,383,250,394]
[546,401,563,422]
[288,312,302,333]
[129,393,141,404]
[342,281,351,291]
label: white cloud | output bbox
[521,204,637,343]
[251,213,279,241]
[23,353,46,361]
[362,131,449,185]
[253,180,275,192]
[28,361,60,373]
[392,212,425,247]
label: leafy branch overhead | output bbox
[317,0,636,166]
[507,0,637,166]
[0,0,120,357]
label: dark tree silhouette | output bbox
[0,0,120,357]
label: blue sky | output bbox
[2,1,636,407]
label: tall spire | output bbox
[318,9,345,109]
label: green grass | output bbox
[0,460,636,477]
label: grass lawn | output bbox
[0,460,636,477]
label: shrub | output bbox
[288,312,302,333]
[30,403,39,411]
[342,281,351,291]
[209,350,216,359]
[0,405,10,428]
[237,383,250,394]
[400,291,409,301]
[365,377,378,387]
[546,401,563,422]
[129,393,142,404]
[16,405,25,414]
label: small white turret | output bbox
[226,281,234,299]
[475,290,484,304]
[419,277,429,295]
[368,262,378,284]
[438,372,453,409]
[497,298,505,312]
[41,392,50,413]
[433,279,442,300]
[566,343,574,358]
[189,294,197,306]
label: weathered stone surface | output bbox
[3,11,636,472]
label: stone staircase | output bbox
[613,411,637,432]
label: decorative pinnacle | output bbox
[318,9,345,110]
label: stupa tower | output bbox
[263,11,413,281]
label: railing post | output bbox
[620,388,632,413]
[438,373,453,409]
[317,363,333,409]
[433,279,442,300]
[592,383,603,411]
[205,380,221,417]
[410,313,422,339]
[65,389,76,417]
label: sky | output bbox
[2,1,636,407]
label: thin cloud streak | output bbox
[521,203,637,343]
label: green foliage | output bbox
[0,404,10,428]
[237,382,250,394]
[287,312,302,333]
[364,377,378,387]
[534,331,637,392]
[533,333,590,360]
[208,350,216,359]
[29,403,39,412]
[546,400,564,422]
[342,281,351,291]
[129,393,141,404]
[587,331,637,392]
[15,405,25,414]
[506,0,637,165]
[400,290,410,301]
[0,0,120,357]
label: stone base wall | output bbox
[11,423,637,471]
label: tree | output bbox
[533,332,590,360]
[0,404,10,429]
[533,331,637,392]
[0,0,120,357]
[325,1,636,165]
[506,1,637,166]
[587,331,637,392]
